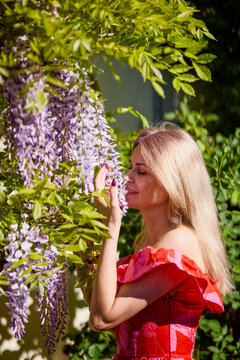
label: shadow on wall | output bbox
[0,273,89,360]
[94,56,179,132]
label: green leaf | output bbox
[88,343,108,358]
[33,178,48,190]
[193,62,212,82]
[29,40,40,55]
[34,261,51,267]
[142,61,151,81]
[73,39,81,52]
[28,252,46,260]
[24,273,38,284]
[152,81,165,98]
[33,200,42,220]
[0,66,9,77]
[64,244,80,252]
[46,75,67,88]
[197,53,217,64]
[184,51,198,60]
[60,213,74,222]
[81,232,99,242]
[10,258,28,269]
[151,65,164,82]
[38,281,45,296]
[225,335,234,343]
[170,64,193,74]
[177,10,193,20]
[67,253,84,264]
[18,188,36,196]
[80,208,105,220]
[79,238,87,252]
[208,346,220,353]
[30,280,38,290]
[208,319,221,333]
[90,219,108,230]
[181,83,196,96]
[177,74,198,82]
[57,254,66,267]
[21,266,33,277]
[59,224,77,230]
[203,30,217,41]
[173,78,181,92]
[135,111,149,128]
[0,279,9,286]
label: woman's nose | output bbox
[123,170,133,182]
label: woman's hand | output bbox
[89,166,122,331]
[94,165,121,235]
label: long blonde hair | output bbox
[133,121,233,295]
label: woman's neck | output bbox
[141,205,173,248]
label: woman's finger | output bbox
[94,165,108,191]
[110,179,121,225]
[94,165,109,212]
[110,178,119,208]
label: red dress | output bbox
[113,246,224,360]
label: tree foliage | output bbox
[189,0,240,134]
[0,0,216,98]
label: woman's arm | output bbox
[89,166,122,330]
[89,260,186,331]
[89,167,186,331]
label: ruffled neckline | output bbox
[117,246,224,313]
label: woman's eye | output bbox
[137,170,146,175]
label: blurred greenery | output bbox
[189,0,240,134]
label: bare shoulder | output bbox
[158,225,206,272]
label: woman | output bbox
[87,122,233,359]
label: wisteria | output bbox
[3,37,127,212]
[3,37,57,185]
[38,262,69,353]
[4,221,68,353]
[4,223,32,339]
[48,67,128,210]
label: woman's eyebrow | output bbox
[129,159,147,167]
[136,162,147,166]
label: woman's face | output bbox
[123,146,169,210]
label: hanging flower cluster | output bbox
[3,37,57,185]
[38,260,69,353]
[48,67,128,210]
[3,37,127,212]
[4,221,68,353]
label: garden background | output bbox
[0,1,239,360]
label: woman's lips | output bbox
[126,189,138,195]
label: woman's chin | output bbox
[126,201,141,210]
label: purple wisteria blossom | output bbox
[48,67,128,212]
[4,223,31,339]
[3,37,57,186]
[38,261,68,354]
[3,37,127,212]
[4,222,68,352]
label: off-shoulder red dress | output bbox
[113,246,224,360]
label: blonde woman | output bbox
[87,122,233,359]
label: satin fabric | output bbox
[112,247,224,360]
